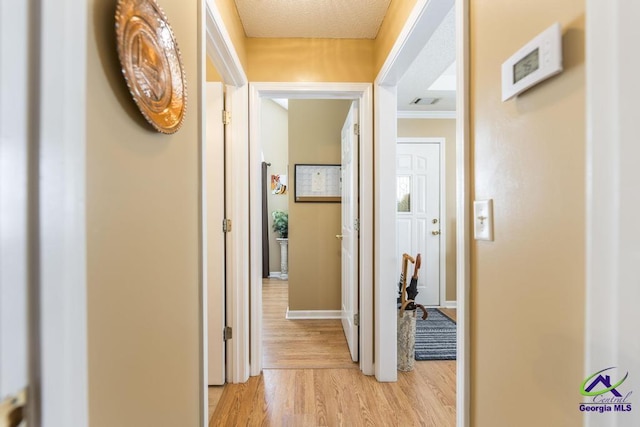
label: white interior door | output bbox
[396,143,441,306]
[206,82,226,385]
[341,102,359,362]
[0,0,29,418]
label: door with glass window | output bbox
[396,143,441,306]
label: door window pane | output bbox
[397,176,411,212]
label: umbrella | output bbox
[397,253,414,305]
[400,254,428,320]
[406,254,421,302]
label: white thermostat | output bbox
[501,22,563,101]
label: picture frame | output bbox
[294,164,341,203]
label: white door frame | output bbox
[248,82,374,376]
[585,1,640,426]
[203,0,249,397]
[19,0,90,424]
[375,0,470,423]
[397,137,447,307]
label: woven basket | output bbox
[397,309,417,371]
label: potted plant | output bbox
[271,210,288,238]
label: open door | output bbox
[340,102,359,362]
[206,82,226,385]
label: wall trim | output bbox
[455,1,471,425]
[585,1,640,426]
[373,83,398,382]
[225,84,250,385]
[37,0,89,424]
[285,309,342,320]
[204,1,247,87]
[268,272,282,279]
[397,110,457,119]
[444,301,458,309]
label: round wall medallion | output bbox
[115,0,187,134]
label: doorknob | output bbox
[431,230,440,236]
[336,234,343,240]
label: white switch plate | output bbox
[474,199,494,241]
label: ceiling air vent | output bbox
[410,97,440,105]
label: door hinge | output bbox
[222,110,231,125]
[0,388,26,427]
[223,326,232,341]
[353,123,360,135]
[354,218,360,232]
[222,219,232,233]
[354,313,360,326]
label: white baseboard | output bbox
[268,271,282,279]
[444,300,457,309]
[285,308,342,320]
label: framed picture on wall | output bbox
[294,164,341,202]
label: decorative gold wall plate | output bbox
[115,0,187,134]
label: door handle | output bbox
[336,234,343,240]
[431,230,440,236]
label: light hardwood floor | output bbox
[263,280,357,369]
[208,280,456,426]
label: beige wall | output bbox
[398,119,457,302]
[246,38,374,82]
[86,0,201,425]
[470,1,585,426]
[261,99,289,273]
[214,0,247,70]
[374,0,418,74]
[206,56,222,81]
[288,100,352,310]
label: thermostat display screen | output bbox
[513,48,540,84]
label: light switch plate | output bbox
[474,199,494,241]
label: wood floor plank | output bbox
[263,281,357,370]
[209,280,457,426]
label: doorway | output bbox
[204,0,469,411]
[248,83,374,377]
[258,96,363,369]
[374,0,470,419]
[396,139,445,307]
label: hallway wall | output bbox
[213,0,248,70]
[86,0,201,425]
[470,1,585,425]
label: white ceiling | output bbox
[233,0,391,39]
[397,6,456,113]
[233,1,456,113]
